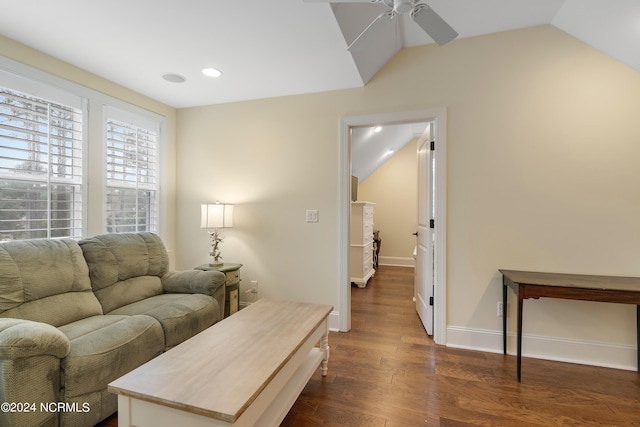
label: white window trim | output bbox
[105,106,160,234]
[0,55,167,239]
[0,84,87,240]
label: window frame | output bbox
[0,80,87,240]
[105,107,160,234]
[0,55,166,240]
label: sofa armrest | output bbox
[161,270,225,295]
[162,270,226,317]
[0,319,70,427]
[0,318,70,360]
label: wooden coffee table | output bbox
[109,299,332,427]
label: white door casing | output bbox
[339,108,447,345]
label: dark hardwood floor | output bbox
[99,265,640,426]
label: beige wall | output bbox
[5,22,640,367]
[177,25,640,366]
[0,35,179,253]
[358,138,418,265]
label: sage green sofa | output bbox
[0,232,225,427]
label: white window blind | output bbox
[0,86,84,241]
[106,109,158,233]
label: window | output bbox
[0,84,84,241]
[0,59,165,241]
[106,109,158,233]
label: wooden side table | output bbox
[195,263,242,318]
[500,269,640,381]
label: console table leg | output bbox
[502,283,508,355]
[320,321,330,377]
[517,298,523,382]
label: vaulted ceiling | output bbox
[1,0,638,109]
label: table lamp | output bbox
[201,202,233,266]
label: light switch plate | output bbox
[306,210,318,222]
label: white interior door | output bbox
[415,126,434,335]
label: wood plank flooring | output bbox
[98,265,640,426]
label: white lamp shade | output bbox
[201,203,233,228]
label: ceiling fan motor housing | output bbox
[346,0,457,51]
[394,0,413,14]
[383,0,413,14]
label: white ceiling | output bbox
[1,0,639,178]
[1,0,639,110]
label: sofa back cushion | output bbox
[0,239,103,326]
[78,232,169,313]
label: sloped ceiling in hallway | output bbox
[352,122,428,183]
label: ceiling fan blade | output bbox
[347,10,395,51]
[411,4,458,46]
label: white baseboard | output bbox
[378,256,415,267]
[446,326,637,371]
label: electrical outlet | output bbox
[250,280,258,294]
[497,301,504,317]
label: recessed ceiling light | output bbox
[162,73,186,83]
[202,68,222,78]
[373,126,382,132]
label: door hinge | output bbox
[429,296,434,306]
[430,140,435,151]
[430,219,435,229]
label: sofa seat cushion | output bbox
[58,315,163,398]
[108,293,218,348]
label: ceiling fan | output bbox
[305,0,458,51]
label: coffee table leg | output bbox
[320,321,330,377]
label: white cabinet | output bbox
[350,202,375,287]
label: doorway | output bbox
[338,108,447,345]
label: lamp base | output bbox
[208,261,224,267]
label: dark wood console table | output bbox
[499,269,640,381]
